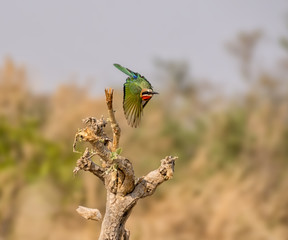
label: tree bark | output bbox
[99,192,136,240]
[73,88,177,240]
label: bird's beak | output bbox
[152,91,159,95]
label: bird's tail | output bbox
[113,63,137,79]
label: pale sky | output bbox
[0,0,287,94]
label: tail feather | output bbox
[113,63,137,79]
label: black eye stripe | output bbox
[142,91,152,95]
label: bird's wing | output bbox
[123,82,143,128]
[114,63,137,79]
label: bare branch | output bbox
[73,116,112,164]
[130,156,177,199]
[76,206,102,221]
[73,148,105,182]
[105,88,121,151]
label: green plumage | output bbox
[113,63,156,127]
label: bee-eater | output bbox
[113,63,158,128]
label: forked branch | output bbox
[72,88,177,240]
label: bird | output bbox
[113,63,158,128]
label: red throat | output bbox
[141,95,152,101]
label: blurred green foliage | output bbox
[0,117,77,189]
[209,109,247,168]
[161,117,205,165]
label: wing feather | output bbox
[123,82,143,127]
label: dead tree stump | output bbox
[73,88,177,240]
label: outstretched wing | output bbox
[123,82,143,128]
[114,63,137,79]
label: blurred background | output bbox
[1,1,288,240]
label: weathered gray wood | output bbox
[73,89,177,240]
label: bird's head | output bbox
[140,89,159,101]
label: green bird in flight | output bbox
[114,63,158,128]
